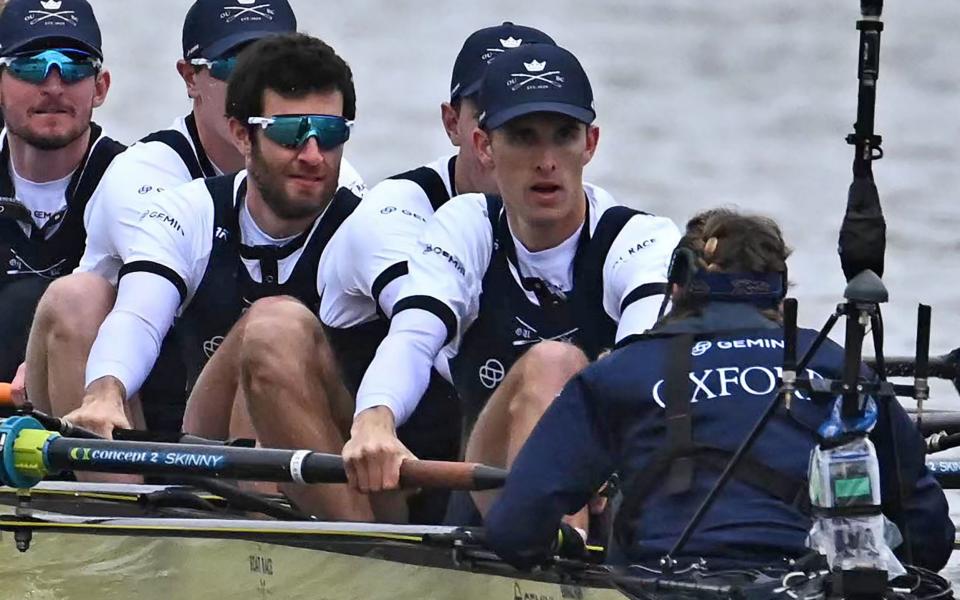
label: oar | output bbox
[0,415,506,491]
[925,459,960,489]
[866,349,960,395]
[0,382,11,405]
[908,410,960,436]
[869,349,959,379]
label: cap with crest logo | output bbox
[478,43,595,131]
[182,0,297,61]
[0,0,102,59]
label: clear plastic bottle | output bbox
[807,436,905,578]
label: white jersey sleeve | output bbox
[602,213,681,341]
[353,193,494,425]
[118,177,215,303]
[322,177,441,325]
[83,177,216,396]
[78,139,199,283]
[392,193,493,346]
[84,271,181,396]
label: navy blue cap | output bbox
[450,22,555,102]
[182,0,297,60]
[0,0,102,59]
[478,44,595,131]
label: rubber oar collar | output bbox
[0,416,57,488]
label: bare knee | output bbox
[238,297,324,382]
[507,341,588,418]
[35,273,115,342]
[516,341,588,385]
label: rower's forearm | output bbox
[83,375,127,403]
[355,308,447,426]
[85,272,179,399]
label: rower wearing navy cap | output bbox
[485,209,953,572]
[345,44,681,532]
[271,22,556,520]
[0,0,124,385]
[19,0,362,440]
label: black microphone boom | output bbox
[838,0,886,282]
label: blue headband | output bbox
[687,271,786,308]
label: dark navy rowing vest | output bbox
[138,113,218,181]
[171,173,362,389]
[448,194,639,426]
[0,123,125,286]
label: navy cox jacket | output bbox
[485,303,954,571]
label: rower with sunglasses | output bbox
[0,0,124,384]
[77,33,387,521]
[345,44,681,529]
[20,0,360,438]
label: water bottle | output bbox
[807,436,905,578]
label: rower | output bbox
[484,209,954,572]
[176,26,561,525]
[0,0,124,383]
[77,32,393,521]
[20,1,360,436]
[291,22,555,521]
[344,43,681,530]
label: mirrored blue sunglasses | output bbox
[247,114,354,150]
[0,49,101,84]
[189,55,238,82]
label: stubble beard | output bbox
[3,105,92,151]
[248,142,338,221]
[10,121,89,151]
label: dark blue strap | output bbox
[389,165,451,212]
[141,126,206,181]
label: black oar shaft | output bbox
[41,436,506,491]
[45,438,339,482]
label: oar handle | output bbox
[0,383,12,406]
[400,460,506,491]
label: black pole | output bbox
[40,436,507,490]
[841,304,869,418]
[913,305,932,428]
[850,0,883,173]
[839,0,887,282]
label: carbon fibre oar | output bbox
[0,416,506,491]
[866,348,959,385]
[924,459,960,489]
[908,410,960,436]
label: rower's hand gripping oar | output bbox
[0,415,507,492]
[0,384,102,441]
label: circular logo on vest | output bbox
[479,358,506,389]
[203,336,225,359]
[691,341,712,356]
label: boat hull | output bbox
[1,528,622,600]
[0,483,627,600]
